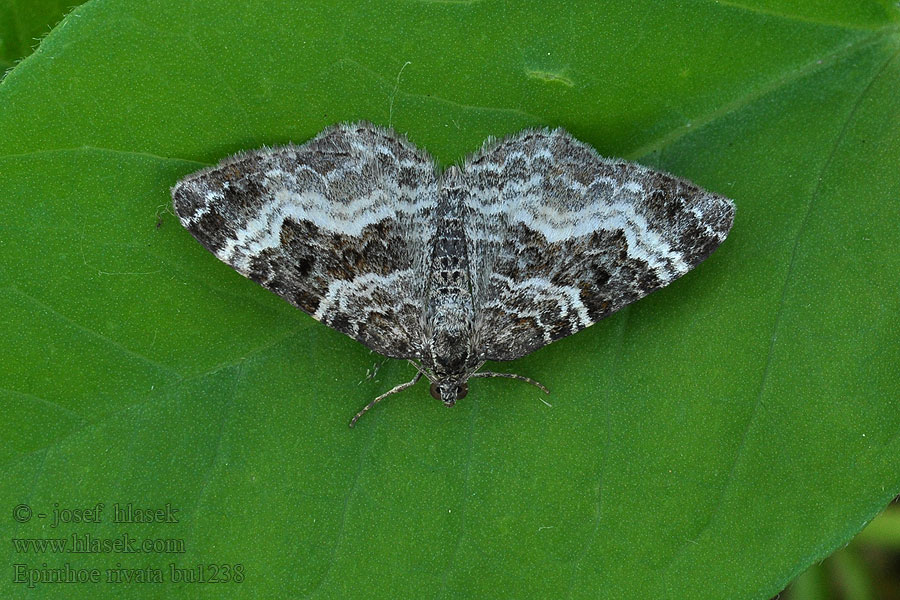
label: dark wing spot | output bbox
[595,268,611,287]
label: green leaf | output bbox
[2,1,899,598]
[0,0,83,74]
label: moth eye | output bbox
[456,383,469,400]
[429,382,441,400]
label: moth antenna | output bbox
[469,371,550,395]
[349,372,423,428]
[406,359,435,381]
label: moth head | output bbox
[429,381,469,406]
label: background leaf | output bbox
[0,0,82,75]
[1,1,899,598]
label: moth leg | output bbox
[469,371,550,394]
[349,372,423,428]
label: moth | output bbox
[172,122,735,426]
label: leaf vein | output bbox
[302,411,377,598]
[704,0,896,31]
[5,286,180,377]
[657,40,900,570]
[629,26,898,160]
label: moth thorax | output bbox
[429,310,475,377]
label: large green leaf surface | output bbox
[2,1,899,598]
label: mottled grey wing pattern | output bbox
[172,122,438,359]
[462,128,735,361]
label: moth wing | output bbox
[463,128,735,361]
[172,122,438,359]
